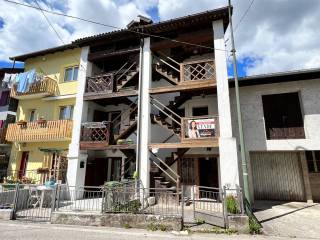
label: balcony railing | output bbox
[86,73,114,94]
[5,120,73,142]
[180,59,215,83]
[181,116,219,142]
[80,121,111,149]
[10,77,58,99]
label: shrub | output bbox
[249,217,262,234]
[226,195,240,214]
[195,218,205,225]
[147,223,158,231]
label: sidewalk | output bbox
[0,220,310,240]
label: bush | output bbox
[249,217,262,234]
[112,199,141,213]
[226,195,240,214]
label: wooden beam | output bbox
[149,139,218,149]
[149,80,216,94]
[151,30,212,51]
[88,48,140,61]
[84,90,138,100]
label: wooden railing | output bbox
[86,73,114,93]
[5,120,73,142]
[10,77,58,99]
[181,116,219,142]
[0,128,7,144]
[80,121,111,149]
[180,59,215,82]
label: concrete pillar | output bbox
[137,38,151,189]
[67,46,91,188]
[300,152,313,203]
[213,20,240,188]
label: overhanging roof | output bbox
[229,68,320,87]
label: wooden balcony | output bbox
[80,122,111,150]
[151,57,216,94]
[5,120,73,142]
[10,77,58,100]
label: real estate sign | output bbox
[186,118,216,139]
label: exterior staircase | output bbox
[153,54,180,85]
[115,59,139,91]
[150,114,181,138]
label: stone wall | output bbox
[51,212,182,231]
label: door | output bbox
[19,151,29,178]
[85,158,108,186]
[199,157,219,189]
[251,151,305,201]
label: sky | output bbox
[0,0,320,77]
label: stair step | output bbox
[160,181,171,186]
[154,176,165,180]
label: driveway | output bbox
[254,201,320,239]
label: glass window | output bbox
[29,110,36,122]
[59,106,74,120]
[64,66,79,82]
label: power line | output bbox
[33,0,65,45]
[4,0,228,52]
[234,0,255,33]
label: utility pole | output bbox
[228,0,251,204]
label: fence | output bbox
[55,185,182,217]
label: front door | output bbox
[199,157,219,188]
[19,151,29,178]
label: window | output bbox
[192,106,208,116]
[59,106,74,120]
[306,151,320,173]
[262,92,305,139]
[63,66,79,82]
[29,110,36,122]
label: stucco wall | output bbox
[230,79,320,152]
[24,48,81,96]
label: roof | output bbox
[229,68,320,87]
[10,43,78,62]
[74,6,230,45]
[9,6,230,62]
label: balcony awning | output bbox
[38,148,68,153]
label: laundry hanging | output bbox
[16,69,36,93]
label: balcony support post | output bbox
[213,20,240,189]
[67,46,91,189]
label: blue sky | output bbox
[1,0,319,76]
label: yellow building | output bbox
[6,44,81,184]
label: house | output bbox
[64,7,238,196]
[0,67,23,178]
[5,44,81,184]
[230,69,320,204]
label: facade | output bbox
[64,7,240,196]
[5,45,81,184]
[230,69,320,203]
[0,68,23,178]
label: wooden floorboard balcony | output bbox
[10,77,58,100]
[5,120,73,142]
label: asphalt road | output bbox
[0,221,308,240]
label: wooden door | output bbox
[19,151,29,178]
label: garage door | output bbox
[250,152,305,201]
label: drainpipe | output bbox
[135,37,144,188]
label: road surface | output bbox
[0,221,309,240]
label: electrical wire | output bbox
[33,0,65,45]
[4,0,227,52]
[234,0,255,33]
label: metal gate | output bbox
[251,151,305,201]
[13,184,56,222]
[192,186,227,227]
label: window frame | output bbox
[29,109,36,122]
[63,65,79,82]
[59,105,74,120]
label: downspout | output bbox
[135,37,144,187]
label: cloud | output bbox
[0,0,319,76]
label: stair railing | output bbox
[150,151,179,180]
[111,99,138,127]
[153,55,180,74]
[150,96,181,126]
[116,61,137,82]
[149,154,179,184]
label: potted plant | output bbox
[36,116,47,125]
[17,119,27,127]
